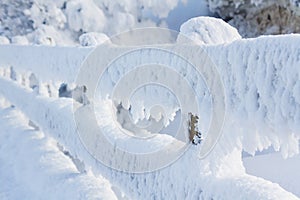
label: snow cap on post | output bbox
[178,16,241,45]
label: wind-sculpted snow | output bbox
[0,35,299,159]
[206,35,300,158]
[178,16,241,45]
[0,34,299,199]
[0,76,297,199]
[0,45,90,83]
[0,102,118,199]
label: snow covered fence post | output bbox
[188,113,202,145]
[73,28,226,173]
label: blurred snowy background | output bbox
[2,0,300,46]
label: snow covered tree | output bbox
[206,0,300,37]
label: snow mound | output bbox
[11,36,29,45]
[0,0,212,45]
[0,36,10,44]
[178,16,241,45]
[79,32,110,46]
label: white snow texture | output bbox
[0,16,299,200]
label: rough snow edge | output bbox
[0,106,118,200]
[0,71,298,199]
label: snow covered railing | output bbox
[0,45,90,83]
[0,75,297,199]
[0,36,299,160]
[206,35,300,158]
[0,33,300,199]
[0,107,118,200]
[0,75,294,199]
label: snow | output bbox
[79,32,110,47]
[0,104,118,200]
[0,45,90,83]
[66,0,106,33]
[0,78,297,199]
[205,35,300,159]
[1,34,298,159]
[28,1,67,30]
[0,36,10,44]
[244,152,300,197]
[0,0,210,45]
[0,9,300,199]
[0,30,300,198]
[178,16,242,45]
[11,36,29,45]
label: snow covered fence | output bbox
[0,31,300,199]
[0,44,90,83]
[206,35,300,158]
[0,33,300,152]
[0,28,227,173]
[0,75,298,200]
[0,33,299,159]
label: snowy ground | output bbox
[244,152,300,197]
